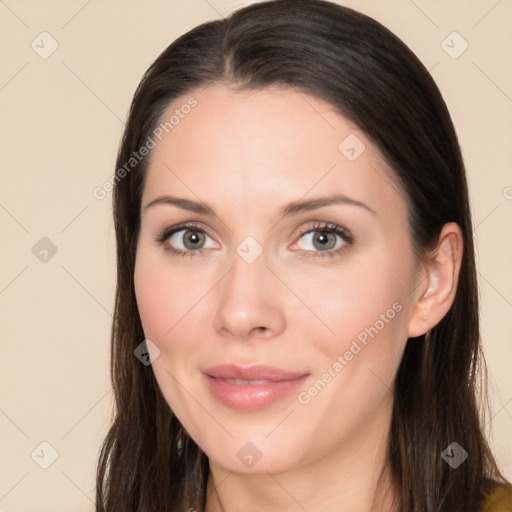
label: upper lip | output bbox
[203,364,308,381]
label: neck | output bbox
[205,392,398,512]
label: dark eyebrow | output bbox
[279,193,377,217]
[143,195,215,215]
[142,193,377,217]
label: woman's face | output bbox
[134,84,424,475]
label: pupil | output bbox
[185,230,203,249]
[314,231,335,250]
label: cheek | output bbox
[133,246,213,404]
[300,257,411,340]
[134,255,168,341]
[134,251,195,411]
[291,248,416,399]
[134,248,202,343]
[291,261,412,436]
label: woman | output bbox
[95,0,511,510]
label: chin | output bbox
[195,429,306,475]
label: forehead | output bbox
[142,84,405,221]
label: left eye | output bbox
[295,225,350,253]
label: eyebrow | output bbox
[142,193,377,217]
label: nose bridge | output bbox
[230,239,266,294]
[212,236,284,339]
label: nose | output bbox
[212,245,286,342]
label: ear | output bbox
[407,222,463,338]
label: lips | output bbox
[202,364,310,411]
[203,364,308,381]
[216,378,275,385]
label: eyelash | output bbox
[155,221,354,259]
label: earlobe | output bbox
[407,222,463,338]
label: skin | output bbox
[134,84,463,512]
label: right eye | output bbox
[155,222,218,257]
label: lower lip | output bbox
[203,373,309,411]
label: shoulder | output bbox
[480,481,512,512]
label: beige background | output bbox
[0,0,511,510]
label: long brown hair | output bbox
[95,1,506,510]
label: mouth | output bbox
[203,363,308,381]
[214,378,282,385]
[202,364,310,411]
